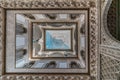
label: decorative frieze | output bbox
[1,75,90,80]
[0,0,96,8]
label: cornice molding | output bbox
[0,0,96,8]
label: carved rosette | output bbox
[0,0,99,80]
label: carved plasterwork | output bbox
[100,53,120,80]
[101,0,120,79]
[1,75,90,80]
[101,0,120,48]
[0,0,96,8]
[0,0,99,80]
[100,45,120,61]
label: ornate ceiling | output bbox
[2,0,120,80]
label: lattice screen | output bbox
[100,54,120,80]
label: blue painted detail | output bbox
[46,31,69,49]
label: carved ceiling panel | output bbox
[0,0,99,80]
